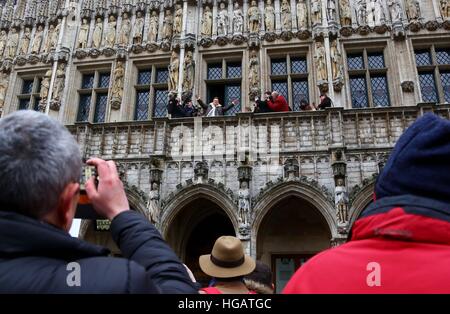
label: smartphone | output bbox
[75,164,104,219]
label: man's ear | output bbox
[55,182,80,232]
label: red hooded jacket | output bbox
[283,195,450,294]
[267,95,290,112]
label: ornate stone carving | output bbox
[106,15,117,47]
[311,0,322,25]
[133,11,145,45]
[367,0,385,28]
[339,0,351,26]
[330,40,342,82]
[232,2,244,34]
[19,27,31,55]
[201,6,213,37]
[248,0,260,33]
[162,9,173,40]
[441,0,450,20]
[401,80,414,92]
[264,31,277,42]
[314,41,327,82]
[200,37,214,47]
[238,181,251,227]
[326,0,337,22]
[0,72,9,113]
[173,3,183,36]
[50,63,66,111]
[148,10,159,43]
[425,20,439,31]
[356,0,367,26]
[6,28,19,58]
[194,161,209,183]
[168,51,179,92]
[281,0,292,31]
[111,60,124,110]
[77,18,90,49]
[265,0,276,32]
[183,51,195,92]
[335,178,349,225]
[39,68,52,109]
[0,30,8,57]
[217,2,228,36]
[405,0,421,22]
[119,12,131,46]
[284,158,299,180]
[147,182,160,223]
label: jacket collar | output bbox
[351,195,450,245]
[0,210,109,260]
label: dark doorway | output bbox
[206,83,225,106]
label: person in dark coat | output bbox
[168,93,189,118]
[284,113,450,293]
[196,96,236,117]
[254,91,274,113]
[0,110,198,294]
[182,99,198,117]
[316,94,332,109]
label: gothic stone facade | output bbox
[1,0,450,283]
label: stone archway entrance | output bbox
[165,197,236,285]
[256,195,332,293]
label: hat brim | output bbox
[199,254,256,278]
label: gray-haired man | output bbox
[0,110,197,293]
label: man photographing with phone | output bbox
[0,110,197,294]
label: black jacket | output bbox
[168,99,189,118]
[0,210,198,293]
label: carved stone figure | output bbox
[6,28,19,58]
[183,51,194,91]
[0,72,9,110]
[406,0,420,22]
[327,0,336,22]
[148,11,159,42]
[173,4,183,36]
[51,20,61,50]
[281,0,292,31]
[296,0,308,29]
[31,25,44,54]
[248,0,261,33]
[92,17,103,48]
[0,30,7,57]
[339,0,352,26]
[168,51,179,91]
[356,0,367,26]
[367,0,384,27]
[441,0,450,19]
[163,9,174,40]
[335,178,349,224]
[233,2,244,34]
[311,0,322,25]
[147,182,160,224]
[19,27,31,55]
[330,40,342,80]
[111,61,125,108]
[201,6,213,37]
[314,41,327,81]
[43,24,55,53]
[248,50,259,89]
[77,18,89,49]
[119,12,132,45]
[265,0,276,32]
[133,11,145,44]
[388,0,403,22]
[106,15,117,47]
[40,69,52,104]
[52,63,66,103]
[217,2,228,36]
[238,181,250,226]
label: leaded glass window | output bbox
[436,48,450,65]
[292,80,309,111]
[17,76,42,111]
[156,68,169,83]
[272,81,289,100]
[135,65,169,119]
[441,71,450,103]
[138,70,152,85]
[368,53,385,69]
[208,63,222,80]
[224,85,241,116]
[291,57,307,74]
[77,94,91,121]
[419,72,438,103]
[153,89,168,118]
[135,91,149,120]
[77,70,111,122]
[81,74,94,89]
[227,63,242,78]
[93,93,108,123]
[98,73,110,88]
[271,59,287,76]
[371,75,390,107]
[350,77,368,108]
[347,53,364,70]
[415,50,432,66]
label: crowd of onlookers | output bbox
[167,90,333,118]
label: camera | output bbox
[75,164,104,219]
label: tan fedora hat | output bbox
[199,236,256,278]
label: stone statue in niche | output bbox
[77,18,89,49]
[232,2,244,34]
[6,28,19,58]
[51,19,62,50]
[314,41,327,82]
[238,181,250,227]
[335,178,349,224]
[201,6,213,37]
[330,40,342,81]
[327,0,336,22]
[248,50,259,89]
[163,9,174,40]
[119,12,132,45]
[356,0,368,26]
[265,0,276,32]
[40,69,52,105]
[248,0,261,33]
[311,0,322,25]
[168,51,179,91]
[147,182,160,224]
[367,0,384,27]
[111,61,125,109]
[106,15,117,47]
[31,25,44,54]
[217,2,228,36]
[0,72,9,110]
[52,63,66,104]
[173,4,183,36]
[133,11,145,45]
[281,0,292,31]
[19,27,31,55]
[148,11,159,42]
[183,51,195,91]
[441,0,450,20]
[387,0,403,22]
[92,17,103,48]
[405,0,421,22]
[339,0,352,26]
[0,30,7,57]
[296,0,308,29]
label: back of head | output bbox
[0,110,81,218]
[244,261,274,294]
[374,113,450,205]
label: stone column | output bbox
[177,0,188,96]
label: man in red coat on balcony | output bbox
[283,113,450,293]
[267,91,290,112]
